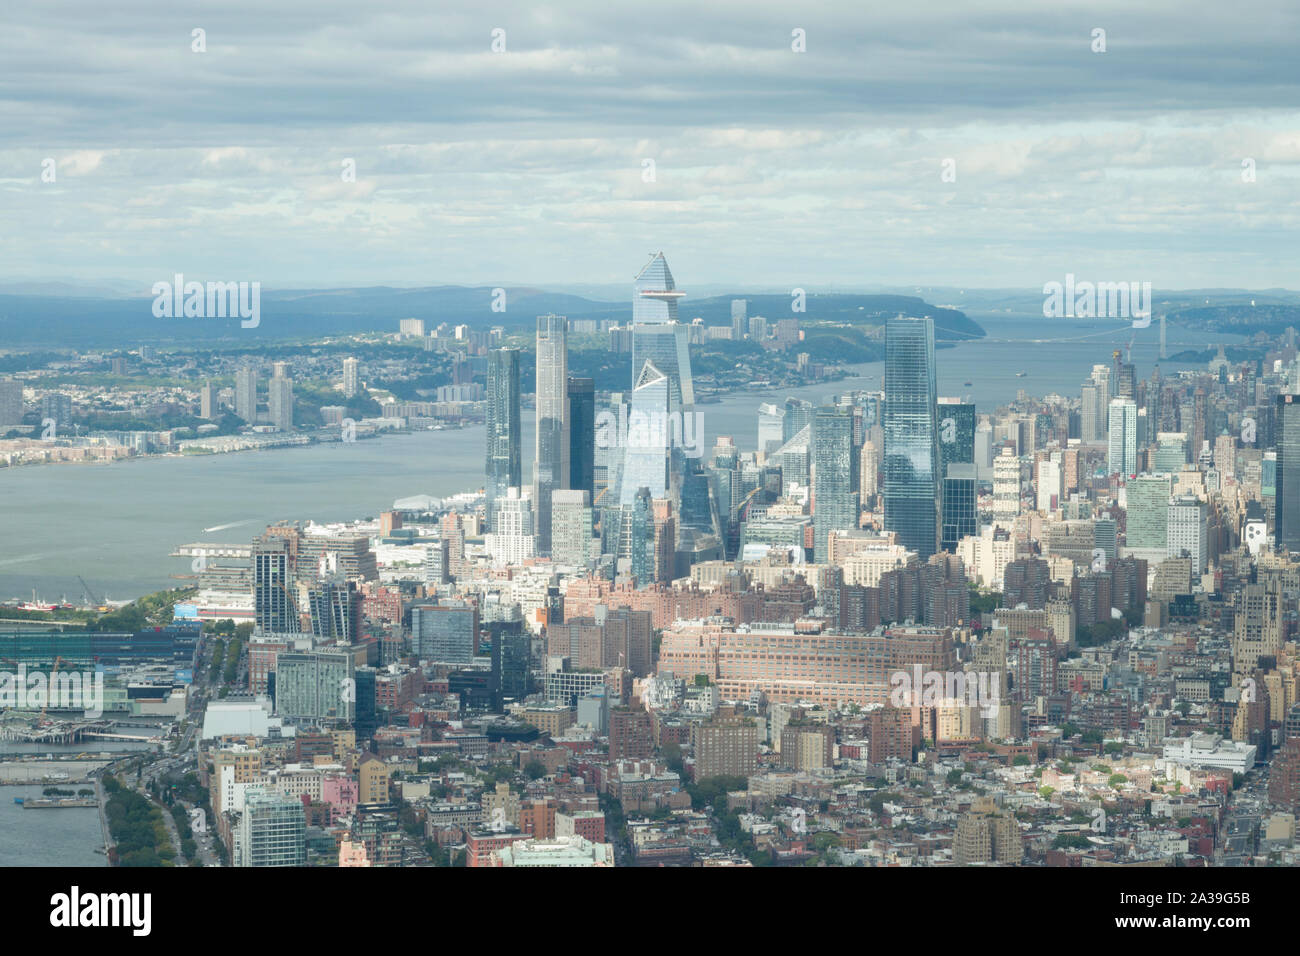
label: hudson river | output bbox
[0,313,1241,605]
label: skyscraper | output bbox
[883,316,940,559]
[941,462,978,553]
[268,365,294,431]
[342,357,359,398]
[812,404,858,564]
[1277,394,1300,553]
[1107,398,1137,476]
[235,366,258,423]
[567,376,595,499]
[730,299,747,340]
[630,253,693,411]
[534,314,569,555]
[486,347,522,528]
[254,536,298,633]
[936,397,976,471]
[1125,473,1172,561]
[619,360,671,505]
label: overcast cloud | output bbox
[1,0,1298,291]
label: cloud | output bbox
[0,0,1298,288]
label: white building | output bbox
[1160,734,1256,774]
[485,486,535,567]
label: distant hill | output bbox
[0,285,983,349]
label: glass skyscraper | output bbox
[1277,394,1300,553]
[941,462,978,553]
[883,316,940,559]
[812,404,858,564]
[567,376,595,499]
[619,360,671,506]
[486,347,522,528]
[936,397,976,471]
[534,314,569,555]
[630,253,693,411]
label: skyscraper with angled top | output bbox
[534,315,569,555]
[883,316,939,559]
[630,253,693,412]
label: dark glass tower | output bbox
[1277,394,1300,553]
[937,397,976,470]
[941,463,978,553]
[812,404,858,564]
[486,347,522,528]
[883,316,940,559]
[567,376,595,499]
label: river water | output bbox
[0,312,1241,605]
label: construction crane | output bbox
[76,575,106,611]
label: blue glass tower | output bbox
[883,316,940,559]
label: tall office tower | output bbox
[1113,349,1137,402]
[992,447,1020,525]
[1080,382,1101,442]
[342,357,359,398]
[235,366,258,423]
[237,788,307,867]
[1168,495,1208,574]
[1276,395,1300,552]
[1233,583,1284,678]
[783,397,814,445]
[486,487,535,566]
[630,253,693,411]
[198,382,216,420]
[941,462,978,553]
[534,314,570,555]
[1125,473,1172,562]
[757,402,785,455]
[254,537,298,633]
[567,376,595,499]
[1090,364,1111,437]
[812,404,859,564]
[619,360,671,505]
[486,347,522,528]
[1155,432,1188,472]
[0,380,23,428]
[883,316,939,559]
[268,365,294,431]
[731,299,747,340]
[551,489,594,567]
[1107,398,1137,476]
[936,397,976,470]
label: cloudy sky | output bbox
[2,0,1299,292]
